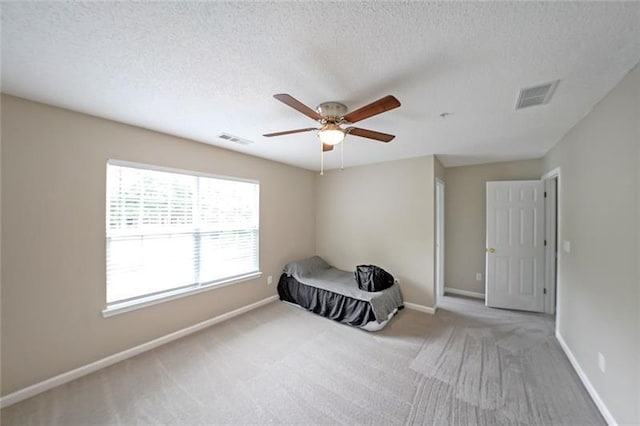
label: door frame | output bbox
[542,167,561,317]
[435,178,445,304]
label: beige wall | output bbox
[542,65,639,424]
[444,159,543,294]
[0,95,316,396]
[315,156,436,308]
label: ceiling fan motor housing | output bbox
[263,93,399,143]
[316,102,348,122]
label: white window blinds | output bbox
[106,162,259,305]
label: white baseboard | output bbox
[0,295,279,409]
[444,286,485,300]
[404,302,436,314]
[555,331,617,426]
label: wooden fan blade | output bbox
[273,94,323,121]
[263,127,317,137]
[322,143,334,152]
[346,127,395,142]
[343,95,401,124]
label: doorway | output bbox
[435,178,445,304]
[482,172,559,316]
[542,168,560,316]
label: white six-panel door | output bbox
[486,181,545,312]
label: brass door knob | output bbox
[487,247,495,253]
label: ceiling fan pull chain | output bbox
[320,142,324,175]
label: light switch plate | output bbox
[562,240,571,253]
[476,273,482,281]
[598,352,606,373]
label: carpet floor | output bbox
[2,295,604,425]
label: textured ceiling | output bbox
[2,2,639,170]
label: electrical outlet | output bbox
[267,275,273,285]
[598,352,605,373]
[476,273,482,281]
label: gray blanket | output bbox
[283,256,404,322]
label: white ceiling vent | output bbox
[217,133,254,145]
[515,80,560,110]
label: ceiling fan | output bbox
[263,94,401,160]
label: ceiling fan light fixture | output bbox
[318,123,345,145]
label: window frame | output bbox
[102,159,261,318]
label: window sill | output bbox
[102,271,263,318]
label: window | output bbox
[105,161,259,310]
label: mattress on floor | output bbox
[277,256,404,328]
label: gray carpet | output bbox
[1,295,604,425]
